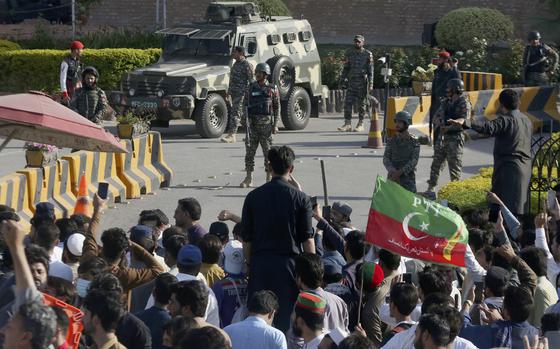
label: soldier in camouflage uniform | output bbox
[383,111,420,193]
[426,79,471,195]
[338,34,374,132]
[70,66,107,124]
[222,46,254,143]
[523,31,559,87]
[240,63,280,188]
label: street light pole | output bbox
[381,54,392,142]
[71,0,76,39]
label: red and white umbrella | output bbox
[0,91,126,153]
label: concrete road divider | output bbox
[0,172,33,229]
[62,150,127,204]
[386,95,431,137]
[17,160,76,218]
[149,131,173,187]
[116,135,160,199]
[460,71,503,91]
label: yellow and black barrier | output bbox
[17,160,76,218]
[0,173,33,230]
[116,134,162,199]
[62,150,126,204]
[460,71,503,91]
[149,131,173,187]
[386,86,560,136]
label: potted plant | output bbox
[24,142,58,167]
[411,64,437,95]
[116,109,154,139]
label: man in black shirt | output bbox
[241,145,315,332]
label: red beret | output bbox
[438,51,450,58]
[70,41,84,50]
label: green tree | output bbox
[223,0,291,17]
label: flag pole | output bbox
[356,243,367,326]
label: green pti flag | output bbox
[366,176,468,267]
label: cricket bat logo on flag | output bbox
[366,176,468,267]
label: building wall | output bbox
[83,0,555,45]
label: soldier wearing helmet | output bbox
[60,40,85,105]
[429,50,461,146]
[523,31,559,86]
[383,111,420,192]
[70,66,107,124]
[425,78,471,195]
[239,62,280,188]
[338,34,374,132]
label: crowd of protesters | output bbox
[0,143,556,349]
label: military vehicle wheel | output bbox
[268,56,295,100]
[281,87,311,130]
[195,94,228,138]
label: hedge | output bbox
[438,167,549,215]
[0,39,22,51]
[435,7,513,52]
[0,48,161,93]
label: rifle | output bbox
[320,160,331,219]
[523,46,548,82]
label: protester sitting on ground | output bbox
[136,273,177,349]
[162,315,199,348]
[174,198,207,245]
[224,290,287,349]
[62,232,85,281]
[380,282,418,346]
[178,326,232,349]
[199,234,226,287]
[33,222,73,282]
[0,219,57,349]
[88,273,152,349]
[81,194,165,298]
[212,239,248,328]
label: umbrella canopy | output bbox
[0,92,127,153]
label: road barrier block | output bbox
[116,135,160,199]
[18,160,75,218]
[0,172,33,230]
[460,71,503,91]
[149,131,173,187]
[62,150,126,204]
[386,86,560,136]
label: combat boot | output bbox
[220,133,236,143]
[353,121,364,132]
[337,121,352,132]
[240,171,253,188]
[266,171,272,182]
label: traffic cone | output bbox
[73,173,92,217]
[363,102,384,149]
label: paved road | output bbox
[0,113,494,233]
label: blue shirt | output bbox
[211,275,248,328]
[135,306,171,349]
[322,250,346,269]
[224,316,287,349]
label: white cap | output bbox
[49,261,74,282]
[66,233,85,257]
[328,327,349,345]
[224,240,244,275]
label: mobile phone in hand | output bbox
[97,182,109,200]
[474,281,484,303]
[488,203,500,223]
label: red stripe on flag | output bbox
[366,209,466,267]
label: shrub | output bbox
[223,0,291,16]
[0,48,161,93]
[0,39,22,51]
[435,7,513,52]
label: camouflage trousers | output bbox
[344,84,367,121]
[428,133,464,188]
[526,72,549,87]
[244,117,273,172]
[398,174,417,193]
[226,94,245,133]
